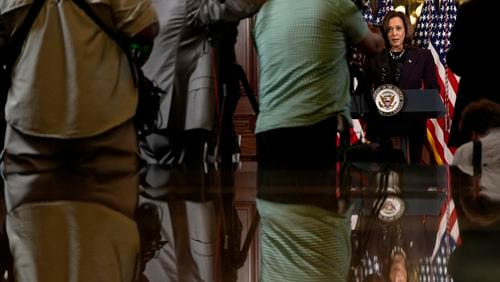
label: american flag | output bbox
[413,0,458,165]
[362,0,394,25]
[413,3,460,280]
[413,0,436,48]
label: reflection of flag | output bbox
[413,0,458,165]
[419,166,459,281]
[363,0,394,25]
[418,198,459,281]
[352,252,381,282]
[416,2,463,265]
[431,199,459,260]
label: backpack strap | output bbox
[70,0,137,83]
[1,0,46,99]
[3,0,45,71]
[472,140,482,177]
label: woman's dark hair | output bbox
[459,99,500,140]
[381,10,413,50]
[461,193,500,227]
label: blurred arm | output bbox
[194,0,267,25]
[223,0,267,22]
[355,24,384,57]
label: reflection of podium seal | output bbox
[374,170,405,222]
[378,195,405,222]
[372,84,405,116]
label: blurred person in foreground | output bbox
[449,99,500,282]
[452,99,500,182]
[253,0,384,210]
[0,0,158,280]
[252,0,383,280]
[139,0,266,166]
[447,0,500,148]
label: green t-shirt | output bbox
[253,0,369,134]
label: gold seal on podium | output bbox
[372,84,405,116]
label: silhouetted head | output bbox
[459,99,500,141]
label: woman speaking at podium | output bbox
[363,10,440,164]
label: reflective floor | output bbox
[137,161,500,281]
[2,161,500,281]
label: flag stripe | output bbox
[426,123,445,165]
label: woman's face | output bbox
[386,16,406,51]
[389,255,408,282]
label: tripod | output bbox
[210,22,258,167]
[208,22,260,281]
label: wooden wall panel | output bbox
[234,19,258,161]
[235,202,259,282]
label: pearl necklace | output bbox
[389,49,405,60]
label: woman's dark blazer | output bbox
[364,47,440,91]
[362,48,440,133]
[361,48,440,163]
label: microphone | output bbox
[380,66,388,84]
[394,63,403,84]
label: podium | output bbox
[351,89,445,119]
[350,89,445,162]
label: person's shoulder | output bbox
[407,47,433,60]
[482,128,500,156]
[328,0,363,19]
[408,47,431,55]
[0,0,29,14]
[452,141,474,165]
[334,0,359,9]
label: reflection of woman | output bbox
[350,166,441,282]
[361,252,410,282]
[353,215,438,282]
[363,11,440,164]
